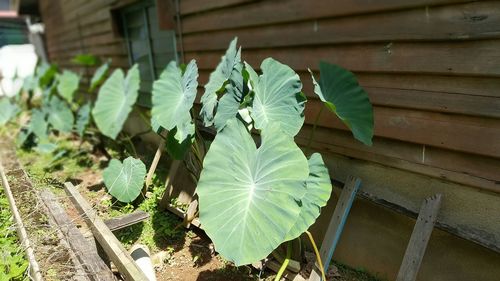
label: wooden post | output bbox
[309,176,362,281]
[145,138,166,188]
[65,182,149,281]
[159,159,181,209]
[396,194,442,281]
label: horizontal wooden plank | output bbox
[305,102,500,158]
[197,70,500,118]
[182,2,500,51]
[181,0,478,34]
[298,125,500,186]
[180,0,256,15]
[297,137,500,194]
[187,40,500,77]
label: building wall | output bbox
[38,0,500,280]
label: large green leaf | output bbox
[200,37,241,126]
[309,62,374,146]
[251,58,305,137]
[103,157,146,203]
[151,60,198,142]
[47,96,74,133]
[75,102,91,137]
[89,62,110,92]
[213,61,244,131]
[0,99,19,126]
[30,109,49,140]
[92,65,140,139]
[197,119,309,265]
[57,70,80,103]
[285,153,332,241]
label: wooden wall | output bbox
[39,0,500,255]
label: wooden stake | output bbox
[159,159,181,209]
[145,138,166,188]
[396,194,442,281]
[309,176,362,281]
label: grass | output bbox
[0,189,29,280]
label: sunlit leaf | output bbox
[151,60,198,142]
[47,96,74,133]
[200,37,241,126]
[285,153,332,241]
[0,98,19,126]
[197,119,308,265]
[89,62,110,92]
[251,58,305,137]
[75,102,91,137]
[309,62,374,146]
[30,109,49,140]
[213,61,244,131]
[103,157,146,203]
[92,65,140,139]
[57,70,80,103]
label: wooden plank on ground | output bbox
[104,210,150,232]
[64,182,149,281]
[396,194,442,281]
[309,176,361,281]
[39,189,116,281]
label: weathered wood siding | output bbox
[39,0,500,252]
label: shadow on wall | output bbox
[0,44,37,97]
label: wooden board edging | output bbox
[64,182,149,281]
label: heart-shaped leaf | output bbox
[92,64,140,139]
[285,153,332,241]
[47,96,74,133]
[309,62,374,146]
[0,98,19,126]
[30,109,49,140]
[197,119,309,265]
[90,62,110,92]
[57,70,80,103]
[75,102,91,137]
[103,157,146,203]
[200,37,241,126]
[213,61,244,131]
[151,59,198,142]
[251,58,305,137]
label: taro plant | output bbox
[147,37,373,280]
[197,46,372,281]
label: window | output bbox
[120,0,177,107]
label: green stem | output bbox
[121,132,138,158]
[305,105,324,156]
[275,241,292,281]
[306,230,327,281]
